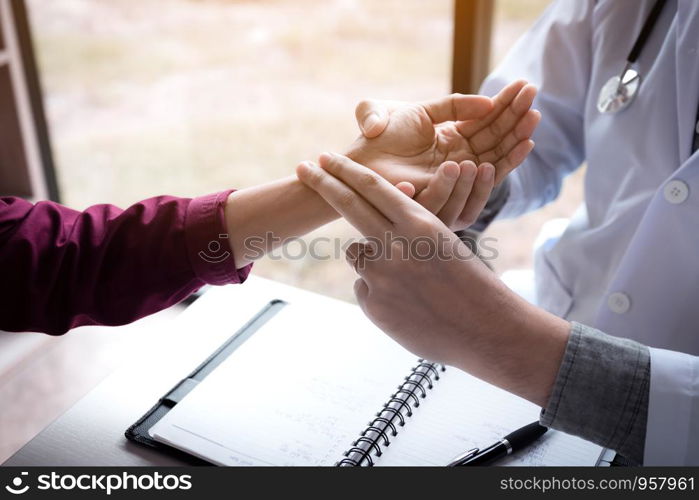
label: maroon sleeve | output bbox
[0,191,252,335]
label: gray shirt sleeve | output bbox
[539,322,650,465]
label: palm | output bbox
[349,104,477,190]
[349,81,539,192]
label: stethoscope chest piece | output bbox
[596,0,667,114]
[597,67,641,114]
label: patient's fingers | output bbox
[296,161,389,236]
[420,94,493,125]
[355,99,390,138]
[415,162,460,214]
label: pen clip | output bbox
[447,447,479,466]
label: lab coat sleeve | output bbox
[644,348,699,465]
[479,0,593,219]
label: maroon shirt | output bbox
[0,191,251,335]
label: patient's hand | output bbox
[348,80,539,192]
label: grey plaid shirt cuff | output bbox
[540,322,650,465]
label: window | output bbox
[0,0,57,201]
[27,0,454,300]
[486,0,584,275]
[26,0,582,294]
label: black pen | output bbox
[448,421,548,466]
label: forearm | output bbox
[449,268,571,407]
[455,293,649,463]
[225,176,338,268]
[0,193,249,335]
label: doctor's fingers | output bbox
[458,163,495,227]
[355,99,390,138]
[462,84,537,154]
[318,153,421,224]
[455,79,528,137]
[437,161,478,228]
[414,161,460,214]
[296,161,390,237]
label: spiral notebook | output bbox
[146,299,604,466]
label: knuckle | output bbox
[411,212,438,232]
[358,171,380,188]
[325,155,342,171]
[389,241,407,259]
[337,190,356,209]
[345,242,360,258]
[311,167,325,183]
[303,167,324,186]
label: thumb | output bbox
[355,99,389,138]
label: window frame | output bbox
[0,0,58,201]
[452,0,494,94]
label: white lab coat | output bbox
[481,0,699,464]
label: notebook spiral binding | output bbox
[336,360,446,466]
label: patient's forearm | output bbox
[224,176,338,268]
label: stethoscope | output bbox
[597,0,667,114]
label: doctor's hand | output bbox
[395,159,496,231]
[297,153,570,408]
[348,80,540,195]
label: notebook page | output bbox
[377,368,603,466]
[149,302,418,465]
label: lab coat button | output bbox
[608,292,631,314]
[663,180,689,205]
